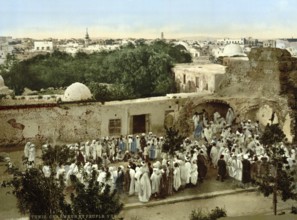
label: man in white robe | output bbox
[24,142,31,159]
[97,167,107,187]
[28,144,36,165]
[138,166,151,202]
[179,160,187,188]
[66,162,78,185]
[85,141,90,160]
[210,144,219,168]
[185,158,192,185]
[129,166,136,196]
[96,141,103,159]
[226,108,235,126]
[234,154,243,181]
[56,164,65,181]
[173,163,181,191]
[190,160,198,186]
[42,165,51,178]
[90,140,97,160]
[150,168,160,196]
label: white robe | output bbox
[185,161,192,184]
[28,146,36,162]
[204,127,212,143]
[66,163,78,185]
[173,167,181,191]
[42,165,51,178]
[91,142,97,159]
[129,168,136,196]
[96,143,102,158]
[85,144,90,159]
[56,166,65,180]
[138,170,151,202]
[210,146,219,167]
[150,170,160,194]
[24,143,30,158]
[179,161,187,186]
[234,158,243,181]
[97,171,107,186]
[190,163,198,185]
[226,109,234,126]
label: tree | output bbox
[162,127,186,195]
[70,172,123,220]
[257,124,297,215]
[1,41,191,98]
[260,123,286,146]
[4,145,123,219]
[162,127,185,156]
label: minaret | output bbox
[161,32,164,40]
[85,28,90,47]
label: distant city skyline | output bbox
[1,0,297,40]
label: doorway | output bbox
[132,114,148,134]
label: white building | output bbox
[33,41,53,51]
[217,38,246,46]
[173,63,226,93]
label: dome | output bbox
[223,44,246,57]
[62,82,92,102]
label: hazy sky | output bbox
[1,0,297,39]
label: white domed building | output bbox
[0,75,13,96]
[62,82,93,102]
[223,44,247,57]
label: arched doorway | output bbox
[194,100,233,121]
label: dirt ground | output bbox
[119,191,297,220]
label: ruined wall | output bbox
[0,104,102,146]
[216,48,297,142]
[0,97,180,147]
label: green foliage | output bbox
[258,144,297,200]
[41,145,76,167]
[260,124,286,146]
[257,124,297,215]
[10,168,71,218]
[70,172,123,220]
[162,127,186,156]
[190,207,227,220]
[1,41,191,98]
[173,99,196,137]
[5,145,123,219]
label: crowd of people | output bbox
[20,107,297,203]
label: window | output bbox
[46,46,50,50]
[36,47,39,50]
[183,74,186,84]
[42,47,44,50]
[109,119,121,136]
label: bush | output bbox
[190,207,227,220]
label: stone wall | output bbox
[0,96,182,147]
[217,48,297,142]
